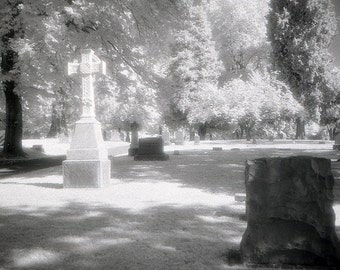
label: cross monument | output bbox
[63,49,110,188]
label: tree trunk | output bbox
[2,85,25,157]
[295,117,305,139]
[328,127,334,140]
[245,128,252,141]
[47,100,68,138]
[125,131,130,142]
[189,126,195,141]
[130,122,139,149]
[1,4,25,157]
[47,102,60,138]
[240,127,244,139]
[198,123,207,140]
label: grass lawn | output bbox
[0,139,339,269]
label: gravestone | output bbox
[63,49,110,188]
[134,137,169,161]
[162,130,171,146]
[111,131,121,142]
[241,156,340,268]
[175,130,184,145]
[194,135,200,145]
[334,120,340,150]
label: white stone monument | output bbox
[175,130,184,145]
[63,49,110,188]
[162,130,171,146]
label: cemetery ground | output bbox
[0,139,340,269]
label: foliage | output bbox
[165,1,224,130]
[210,0,269,81]
[267,0,337,121]
[221,70,303,138]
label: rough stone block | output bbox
[241,156,340,268]
[63,160,111,188]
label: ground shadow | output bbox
[0,201,246,270]
[0,155,65,179]
[112,148,339,196]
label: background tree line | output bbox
[0,0,339,157]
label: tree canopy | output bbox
[0,0,338,155]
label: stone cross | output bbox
[68,49,106,118]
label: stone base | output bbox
[128,147,138,156]
[134,153,169,161]
[63,160,111,188]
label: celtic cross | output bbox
[68,49,106,118]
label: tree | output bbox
[0,0,182,156]
[210,0,269,81]
[267,0,337,138]
[166,1,224,139]
[221,70,303,140]
[319,66,340,139]
[0,1,26,156]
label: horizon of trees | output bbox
[0,0,339,156]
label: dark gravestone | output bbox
[334,119,340,150]
[134,137,169,161]
[241,156,340,268]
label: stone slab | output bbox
[63,159,111,188]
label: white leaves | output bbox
[220,70,303,127]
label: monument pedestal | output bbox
[63,160,110,188]
[63,117,111,188]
